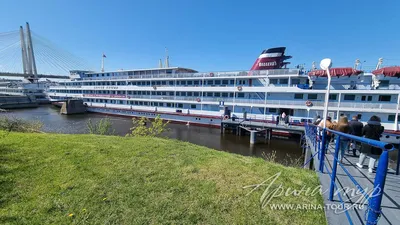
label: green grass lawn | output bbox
[0,132,326,224]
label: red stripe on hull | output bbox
[91,110,221,128]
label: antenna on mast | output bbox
[354,59,360,70]
[311,61,316,70]
[376,58,383,70]
[159,59,163,68]
[165,47,169,68]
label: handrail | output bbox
[304,123,398,225]
[326,129,394,151]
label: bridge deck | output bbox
[306,138,400,225]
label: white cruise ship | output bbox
[47,47,400,143]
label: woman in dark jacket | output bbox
[356,115,384,173]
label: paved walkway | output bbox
[306,139,400,225]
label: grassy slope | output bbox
[0,133,325,225]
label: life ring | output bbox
[196,98,201,102]
[223,115,229,120]
[305,100,312,106]
[237,86,243,91]
[210,72,214,77]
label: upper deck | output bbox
[71,68,302,81]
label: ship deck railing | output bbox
[303,123,399,225]
[78,69,301,80]
[52,93,400,110]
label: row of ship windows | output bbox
[51,90,394,102]
[295,93,392,102]
[60,78,305,86]
[87,98,400,122]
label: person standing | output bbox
[318,116,335,150]
[335,116,351,163]
[356,115,385,173]
[313,115,322,125]
[348,116,364,156]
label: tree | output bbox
[127,115,169,137]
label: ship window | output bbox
[229,80,234,85]
[169,92,174,96]
[215,80,221,85]
[280,79,288,84]
[207,80,213,85]
[187,80,193,85]
[361,96,366,101]
[143,102,148,106]
[388,115,396,122]
[294,93,303,99]
[181,92,186,96]
[169,81,174,85]
[344,94,355,101]
[379,95,391,102]
[159,103,164,107]
[270,79,278,84]
[222,93,228,97]
[307,94,318,100]
[194,92,199,97]
[291,79,300,85]
[207,92,213,97]
[237,93,245,98]
[379,80,389,89]
[187,92,192,96]
[229,93,234,97]
[269,108,277,113]
[167,103,172,107]
[329,94,337,100]
[177,103,183,108]
[222,80,228,85]
[214,93,220,97]
[176,92,180,96]
[191,104,196,109]
[194,80,199,85]
[368,96,372,101]
[147,81,151,85]
[161,92,166,95]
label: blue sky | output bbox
[1,0,399,73]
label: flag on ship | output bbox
[103,53,107,58]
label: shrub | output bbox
[0,116,43,133]
[127,115,169,137]
[86,118,115,135]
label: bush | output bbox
[0,116,43,133]
[127,115,169,137]
[86,118,115,135]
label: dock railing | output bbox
[304,123,397,225]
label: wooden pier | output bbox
[221,119,305,144]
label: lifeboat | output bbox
[372,66,400,78]
[308,67,363,77]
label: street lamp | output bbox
[320,58,332,129]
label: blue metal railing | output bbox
[304,123,396,225]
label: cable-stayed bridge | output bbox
[0,22,91,80]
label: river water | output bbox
[8,105,303,163]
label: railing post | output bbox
[367,150,389,224]
[329,135,341,201]
[319,129,327,172]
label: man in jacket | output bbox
[348,116,364,156]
